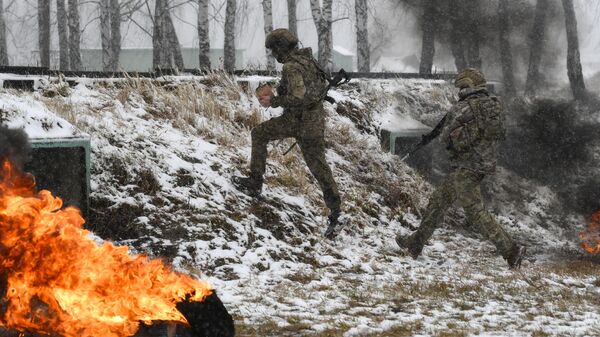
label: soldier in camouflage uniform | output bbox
[233,29,342,239]
[396,69,526,268]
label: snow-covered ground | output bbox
[1,74,599,336]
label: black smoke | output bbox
[500,98,600,214]
[0,126,31,171]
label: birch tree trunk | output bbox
[38,0,51,68]
[0,0,8,66]
[57,0,70,70]
[100,0,112,71]
[355,0,370,72]
[525,0,549,96]
[466,1,482,69]
[198,0,211,70]
[223,0,236,73]
[498,0,515,96]
[109,0,121,71]
[68,0,82,70]
[448,1,466,72]
[310,0,333,72]
[262,0,275,70]
[419,0,436,74]
[152,0,163,68]
[153,0,170,69]
[166,13,184,69]
[562,0,586,101]
[287,0,297,37]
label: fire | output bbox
[0,160,212,337]
[579,210,600,254]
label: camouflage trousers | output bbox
[250,111,341,211]
[409,169,516,258]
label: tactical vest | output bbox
[448,95,505,153]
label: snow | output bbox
[1,75,599,336]
[1,92,82,139]
[377,105,430,131]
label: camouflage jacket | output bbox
[271,48,329,112]
[439,87,505,173]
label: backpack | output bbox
[448,95,505,153]
[287,52,330,104]
[288,50,350,105]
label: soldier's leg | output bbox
[457,170,516,258]
[249,114,298,181]
[297,137,341,211]
[408,171,460,250]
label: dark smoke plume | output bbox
[500,98,600,214]
[0,126,31,170]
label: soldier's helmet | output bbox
[454,68,486,89]
[265,29,299,51]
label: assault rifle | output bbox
[400,113,448,161]
[324,68,351,104]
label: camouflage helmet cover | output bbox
[454,68,487,89]
[265,28,299,50]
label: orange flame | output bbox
[579,210,600,254]
[0,160,212,337]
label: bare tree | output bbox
[109,0,121,71]
[287,0,297,37]
[57,0,70,70]
[448,1,466,71]
[0,0,8,66]
[562,0,586,101]
[153,0,170,69]
[100,0,112,70]
[68,0,82,70]
[354,0,369,72]
[223,0,236,72]
[525,0,549,96]
[100,0,122,71]
[152,0,163,68]
[165,12,184,69]
[419,0,436,74]
[198,0,210,70]
[38,0,51,67]
[262,0,275,70]
[466,0,481,69]
[498,0,515,95]
[310,0,333,71]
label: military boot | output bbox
[395,233,423,259]
[232,176,263,197]
[324,209,341,240]
[505,245,526,269]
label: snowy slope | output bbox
[1,74,599,336]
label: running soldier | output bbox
[233,29,342,239]
[396,69,526,268]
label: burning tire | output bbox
[176,291,235,337]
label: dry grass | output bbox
[41,73,263,149]
[235,319,428,337]
[43,98,78,126]
[542,260,600,277]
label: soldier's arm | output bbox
[271,63,311,108]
